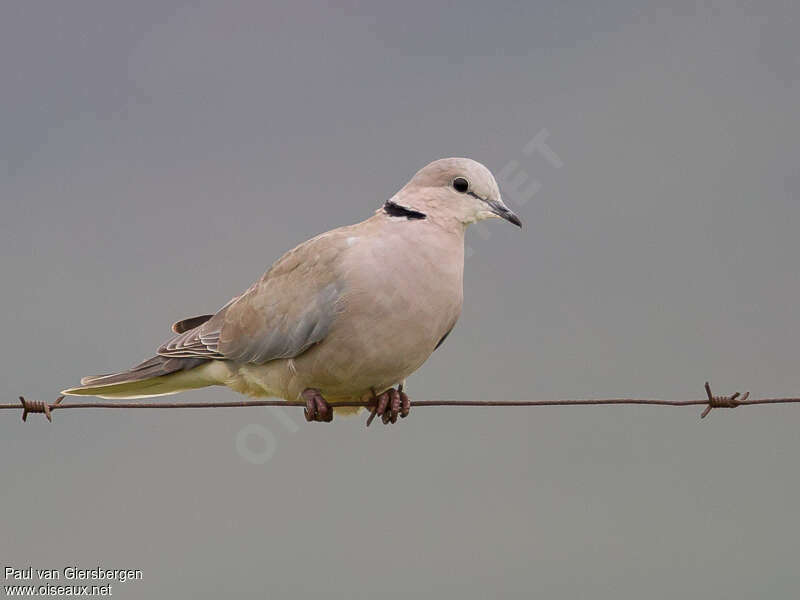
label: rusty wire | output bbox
[1,382,799,423]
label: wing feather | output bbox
[172,315,214,334]
[156,231,348,364]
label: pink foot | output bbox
[366,385,411,427]
[302,388,333,423]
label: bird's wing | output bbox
[171,314,214,334]
[157,231,349,364]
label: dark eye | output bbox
[452,177,469,193]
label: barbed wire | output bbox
[2,383,799,424]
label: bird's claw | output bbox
[302,388,333,423]
[366,386,410,427]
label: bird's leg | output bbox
[366,384,411,426]
[398,382,411,418]
[301,388,333,423]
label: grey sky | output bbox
[2,1,799,598]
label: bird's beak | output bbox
[487,198,522,227]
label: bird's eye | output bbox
[452,177,469,193]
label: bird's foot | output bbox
[366,385,411,427]
[302,388,333,423]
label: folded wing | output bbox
[157,232,348,365]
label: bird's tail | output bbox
[61,355,216,399]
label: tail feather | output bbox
[63,355,213,399]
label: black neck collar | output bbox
[383,201,427,220]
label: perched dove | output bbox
[62,158,522,425]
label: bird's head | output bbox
[385,157,522,229]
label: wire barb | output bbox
[19,395,64,422]
[700,382,749,419]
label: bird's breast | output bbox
[293,223,465,397]
[342,223,464,330]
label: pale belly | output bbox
[227,220,465,403]
[228,297,459,403]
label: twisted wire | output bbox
[1,383,797,423]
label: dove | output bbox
[62,157,522,425]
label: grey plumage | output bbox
[62,158,521,407]
[171,315,214,334]
[78,355,207,388]
[156,235,346,363]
